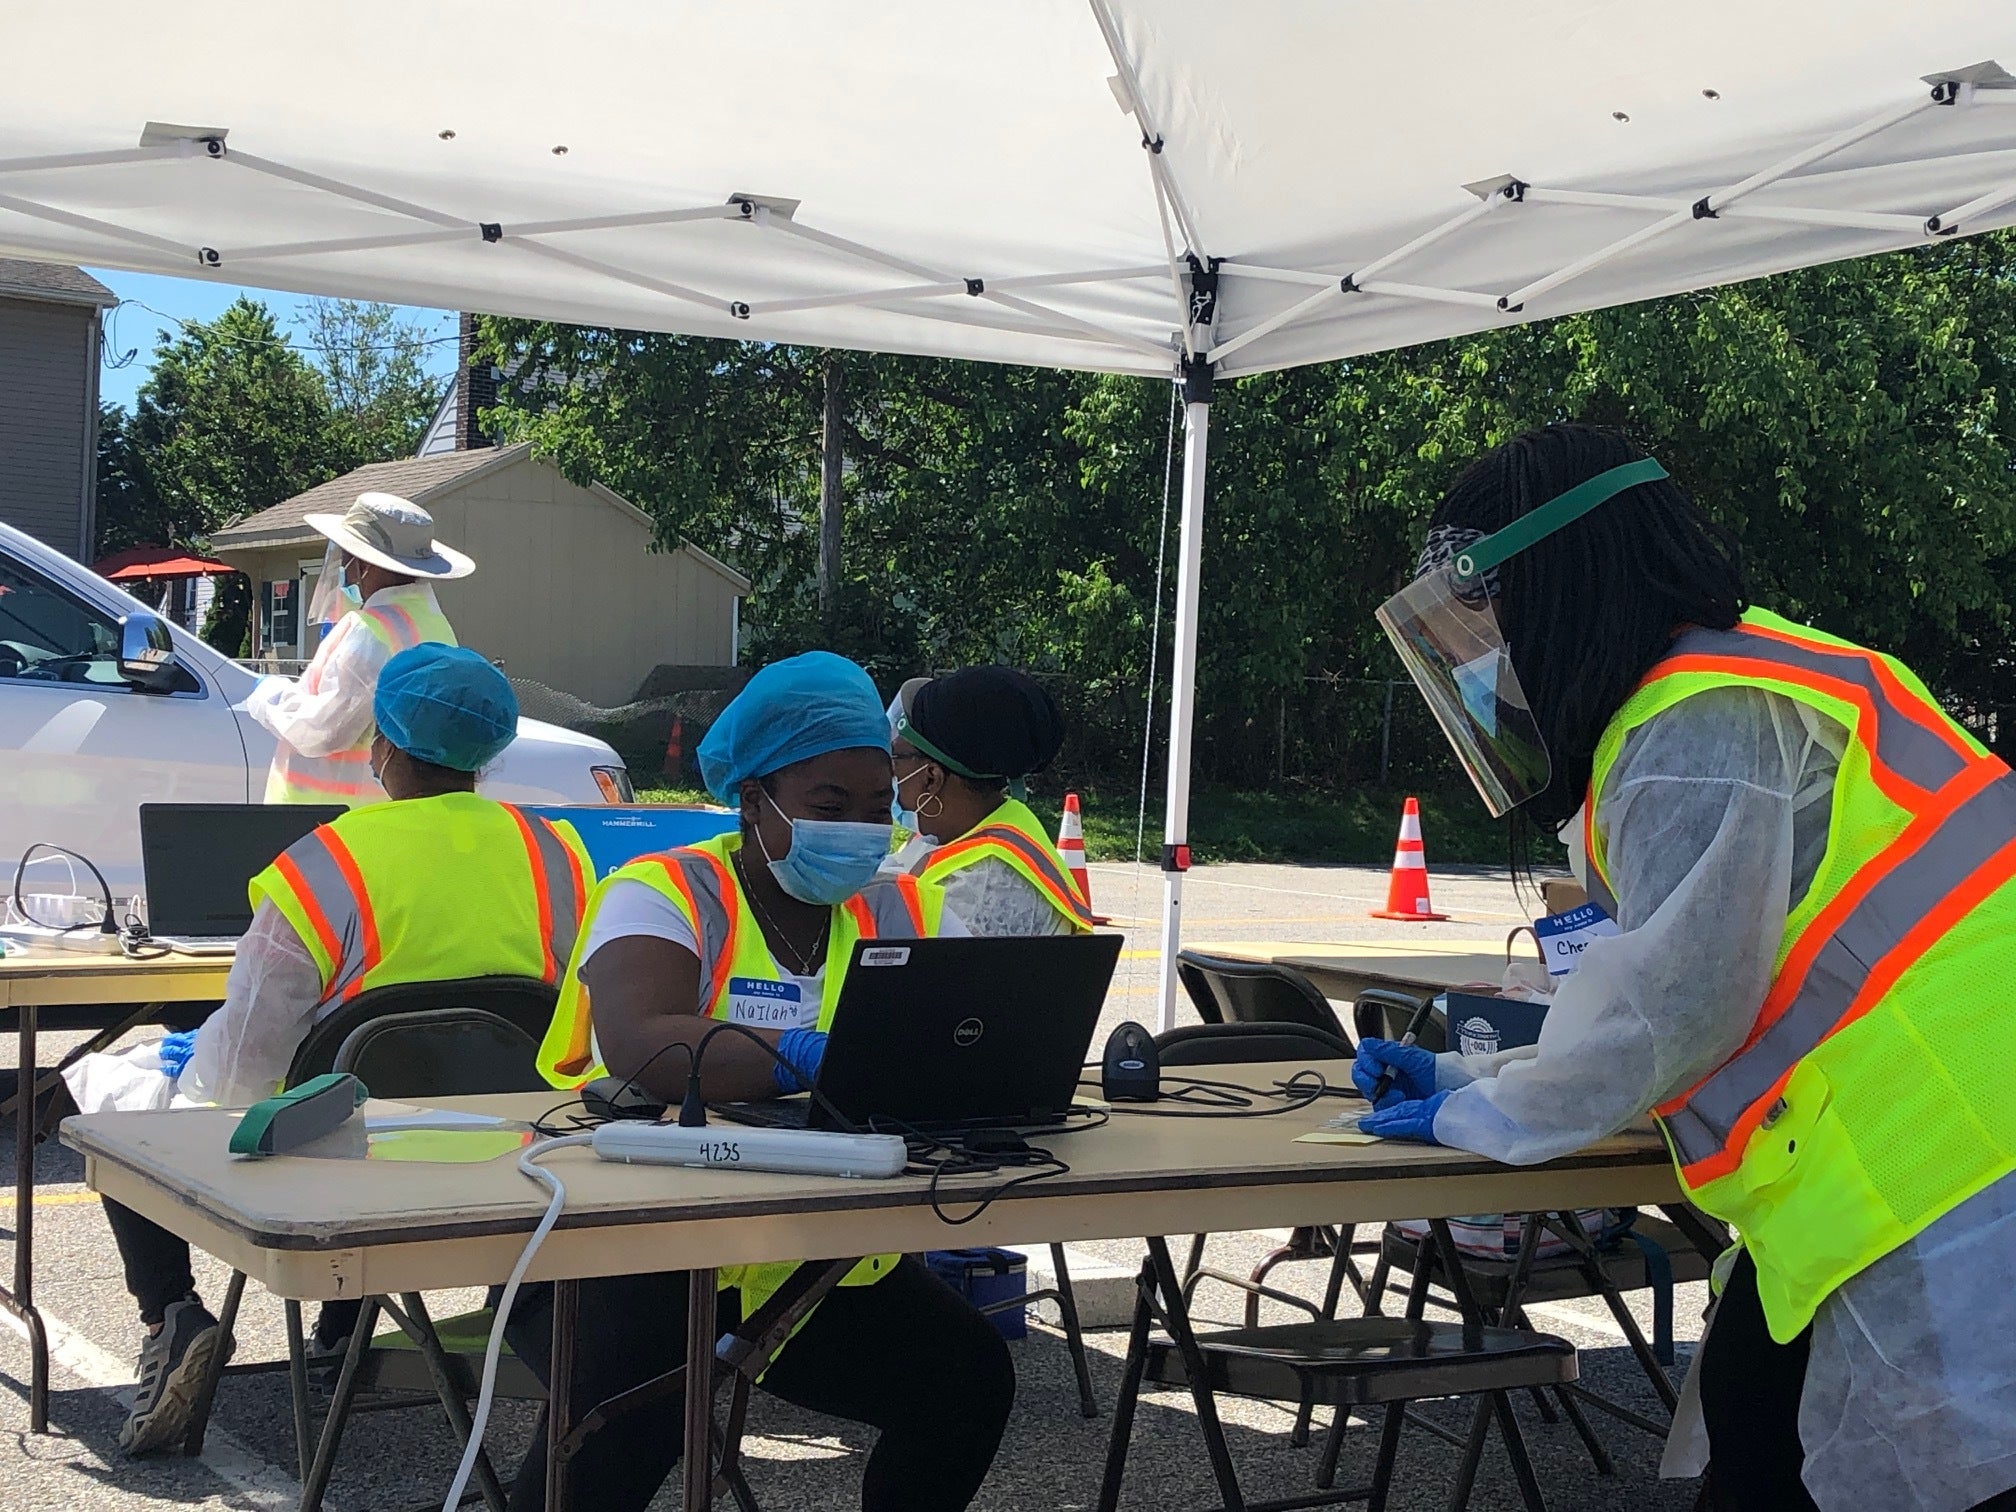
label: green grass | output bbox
[631,781,1527,868]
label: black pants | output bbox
[100,1198,360,1342]
[503,1257,1015,1512]
[1700,1250,2016,1512]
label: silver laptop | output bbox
[138,803,344,953]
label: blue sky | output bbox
[89,268,460,412]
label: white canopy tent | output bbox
[8,1,2015,1025]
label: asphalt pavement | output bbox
[0,858,1709,1511]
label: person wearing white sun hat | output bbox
[243,491,474,804]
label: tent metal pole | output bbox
[1157,357,1213,1033]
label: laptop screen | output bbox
[139,803,344,937]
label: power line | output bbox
[99,296,463,376]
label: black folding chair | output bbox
[1100,1223,1578,1512]
[1176,950,1350,1038]
[184,977,558,1512]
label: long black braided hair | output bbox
[1421,424,1748,862]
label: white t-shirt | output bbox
[580,877,967,1030]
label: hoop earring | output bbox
[916,791,944,820]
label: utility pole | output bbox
[818,355,843,626]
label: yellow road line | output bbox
[0,1191,99,1209]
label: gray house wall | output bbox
[0,293,100,560]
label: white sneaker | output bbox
[119,1298,231,1456]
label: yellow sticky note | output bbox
[1294,1129,1382,1146]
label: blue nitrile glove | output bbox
[158,1031,198,1081]
[1357,1089,1451,1144]
[773,1027,828,1095]
[1352,1038,1438,1109]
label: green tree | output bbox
[110,298,348,651]
[480,229,2016,787]
[297,299,448,462]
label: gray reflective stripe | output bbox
[664,849,735,982]
[1664,768,2016,1168]
[1584,867,1621,922]
[958,825,1092,921]
[1669,625,1969,793]
[279,830,368,1002]
[516,812,584,974]
[855,878,927,938]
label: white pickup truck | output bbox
[0,518,632,901]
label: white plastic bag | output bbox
[62,1044,176,1115]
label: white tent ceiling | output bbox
[9,2,2015,1024]
[5,2,2015,378]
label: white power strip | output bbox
[591,1121,909,1178]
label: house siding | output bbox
[0,295,96,559]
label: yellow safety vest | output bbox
[537,830,947,1306]
[1585,608,2016,1341]
[265,587,457,805]
[910,796,1094,933]
[252,791,589,1018]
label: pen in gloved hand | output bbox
[1368,995,1441,1105]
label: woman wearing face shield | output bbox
[521,650,1008,1512]
[1358,423,2016,1512]
[885,666,1094,937]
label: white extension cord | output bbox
[442,1132,594,1512]
[590,1120,908,1178]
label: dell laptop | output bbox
[714,933,1123,1133]
[138,802,345,953]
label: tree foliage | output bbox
[482,230,2016,784]
[95,296,449,651]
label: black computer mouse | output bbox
[581,1076,669,1122]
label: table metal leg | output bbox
[682,1268,719,1512]
[1,999,49,1433]
[544,1278,578,1512]
[1145,1235,1247,1512]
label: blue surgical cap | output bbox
[698,651,889,803]
[374,644,519,772]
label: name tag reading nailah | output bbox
[725,977,818,1029]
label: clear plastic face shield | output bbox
[305,541,359,631]
[1376,458,1668,817]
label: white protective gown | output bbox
[1427,684,2016,1512]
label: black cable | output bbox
[869,1113,1073,1225]
[684,1020,865,1134]
[11,843,116,934]
[1078,1067,1341,1119]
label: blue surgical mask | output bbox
[756,815,893,905]
[339,581,364,611]
[891,767,926,834]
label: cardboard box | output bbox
[1540,878,1589,915]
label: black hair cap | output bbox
[910,667,1066,781]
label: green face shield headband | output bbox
[893,715,1027,802]
[1376,457,1670,817]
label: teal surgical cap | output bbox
[698,651,889,803]
[374,644,519,772]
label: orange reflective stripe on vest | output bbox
[923,825,1093,928]
[274,826,381,1002]
[1658,759,2016,1181]
[503,805,590,984]
[1594,616,2007,1184]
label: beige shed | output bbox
[209,444,749,706]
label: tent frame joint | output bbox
[1181,355,1214,405]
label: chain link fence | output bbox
[507,668,748,782]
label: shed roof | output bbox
[0,258,114,308]
[208,442,751,592]
[208,446,523,549]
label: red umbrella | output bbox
[93,545,238,582]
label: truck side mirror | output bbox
[117,612,183,692]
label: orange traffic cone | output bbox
[661,716,684,781]
[1056,792,1109,925]
[1371,797,1449,921]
